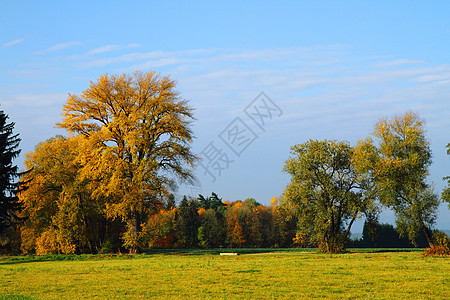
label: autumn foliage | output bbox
[143,195,297,249]
[56,71,197,253]
[18,71,197,254]
[421,233,450,257]
[8,72,450,256]
[18,136,115,254]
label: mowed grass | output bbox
[0,250,448,299]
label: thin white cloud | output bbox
[7,69,42,78]
[86,43,139,55]
[67,46,450,120]
[374,59,425,68]
[157,48,450,145]
[79,48,219,68]
[79,51,166,68]
[125,58,182,70]
[87,45,120,55]
[414,72,450,83]
[3,38,25,47]
[2,92,67,108]
[36,41,82,54]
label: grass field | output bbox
[0,249,448,299]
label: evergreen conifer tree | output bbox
[0,110,22,234]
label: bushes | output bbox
[421,232,450,257]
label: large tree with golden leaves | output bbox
[57,71,197,253]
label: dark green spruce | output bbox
[0,110,23,234]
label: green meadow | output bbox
[0,250,448,299]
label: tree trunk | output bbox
[419,220,433,247]
[129,218,138,254]
[344,213,357,239]
[128,210,141,254]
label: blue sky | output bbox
[1,1,450,231]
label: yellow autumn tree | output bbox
[19,135,105,254]
[225,201,246,247]
[57,71,197,253]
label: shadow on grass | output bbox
[348,248,423,253]
[143,247,423,255]
[0,248,423,265]
[0,295,39,300]
[142,248,318,255]
[0,254,123,265]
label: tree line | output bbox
[144,194,298,250]
[0,71,449,254]
[349,220,431,249]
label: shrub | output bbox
[421,232,450,257]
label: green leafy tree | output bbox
[364,112,440,246]
[233,200,263,248]
[360,219,429,248]
[198,192,226,215]
[174,196,199,248]
[283,139,373,253]
[243,198,260,206]
[270,205,298,248]
[443,143,450,207]
[0,110,23,235]
[197,208,223,248]
[362,221,406,248]
[57,71,197,253]
[197,193,226,248]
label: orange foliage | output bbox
[421,236,450,257]
[270,197,278,206]
[292,231,307,246]
[234,201,243,209]
[230,222,246,247]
